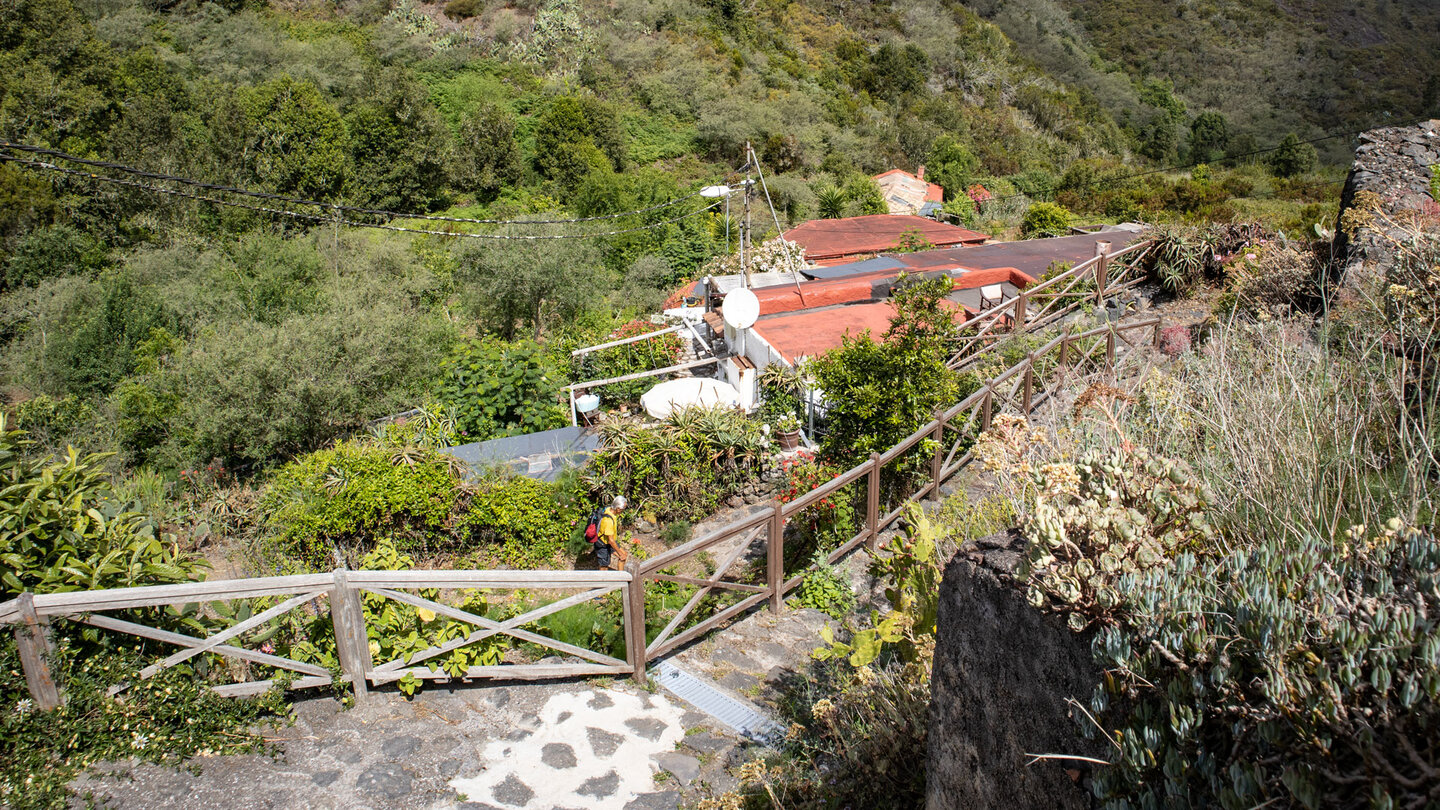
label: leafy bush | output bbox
[1269,132,1317,178]
[777,450,858,560]
[1019,201,1073,237]
[659,520,692,546]
[261,440,465,569]
[463,475,572,569]
[0,416,204,595]
[583,407,767,521]
[3,224,104,290]
[794,553,855,619]
[256,537,508,697]
[0,635,289,808]
[809,275,961,465]
[1014,442,1216,631]
[435,338,567,442]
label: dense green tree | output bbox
[866,43,930,101]
[843,176,889,217]
[926,135,980,201]
[452,103,524,200]
[0,0,119,152]
[533,95,626,191]
[1188,111,1230,165]
[242,76,348,200]
[343,72,451,212]
[1269,132,1317,178]
[809,275,959,463]
[3,225,103,290]
[457,235,608,340]
[48,272,174,398]
[1020,201,1073,236]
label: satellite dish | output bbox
[723,288,760,330]
[700,185,732,198]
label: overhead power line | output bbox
[0,141,716,226]
[0,153,726,240]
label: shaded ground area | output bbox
[69,679,742,810]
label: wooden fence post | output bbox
[866,452,881,550]
[1153,320,1164,349]
[15,593,61,710]
[981,385,993,431]
[767,504,785,612]
[1106,327,1117,373]
[1022,354,1035,415]
[623,557,647,685]
[329,569,372,704]
[930,411,945,495]
[1013,290,1027,330]
[1094,240,1111,306]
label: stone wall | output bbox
[1333,120,1439,288]
[926,529,1106,810]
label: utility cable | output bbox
[0,152,726,240]
[0,141,718,226]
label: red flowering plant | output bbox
[778,451,859,563]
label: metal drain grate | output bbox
[654,660,785,746]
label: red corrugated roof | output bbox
[752,299,970,363]
[783,215,988,261]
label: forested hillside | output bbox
[968,0,1440,164]
[0,0,1343,477]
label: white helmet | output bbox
[612,496,628,510]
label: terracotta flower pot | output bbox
[777,429,801,451]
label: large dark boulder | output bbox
[926,529,1106,809]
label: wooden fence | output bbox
[0,318,1160,707]
[947,239,1154,371]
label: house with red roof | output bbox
[873,167,945,215]
[782,215,988,266]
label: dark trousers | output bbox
[596,543,613,569]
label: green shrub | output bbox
[1090,519,1440,809]
[261,440,464,569]
[0,416,204,596]
[0,635,289,808]
[1019,201,1073,237]
[442,0,484,20]
[809,276,960,466]
[3,224,104,290]
[794,553,855,619]
[583,407,767,521]
[1016,444,1216,631]
[659,520,692,546]
[434,337,568,442]
[463,475,572,569]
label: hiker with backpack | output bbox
[584,496,628,571]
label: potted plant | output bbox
[775,413,802,451]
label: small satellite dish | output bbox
[700,185,732,198]
[723,288,760,330]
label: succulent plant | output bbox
[1017,444,1215,632]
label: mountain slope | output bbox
[967,0,1440,163]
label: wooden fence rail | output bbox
[946,239,1154,371]
[0,317,1161,706]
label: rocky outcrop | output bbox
[1333,120,1439,288]
[926,529,1105,810]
